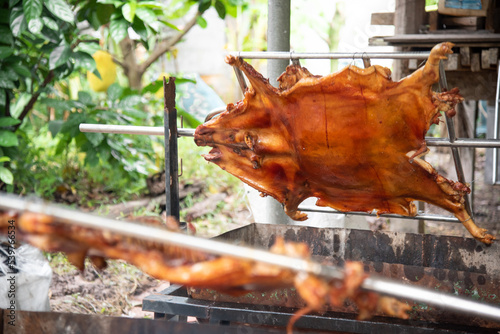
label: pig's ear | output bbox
[225,55,278,96]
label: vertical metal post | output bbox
[492,62,500,184]
[248,0,292,225]
[267,0,291,83]
[163,77,180,221]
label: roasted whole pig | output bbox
[0,211,409,332]
[194,42,495,244]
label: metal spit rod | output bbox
[1,194,500,322]
[79,123,500,148]
[298,205,459,223]
[228,51,431,60]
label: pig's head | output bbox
[193,55,312,221]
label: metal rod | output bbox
[0,194,342,280]
[228,51,431,60]
[79,124,195,137]
[2,194,500,322]
[233,67,248,93]
[78,124,500,148]
[362,276,500,322]
[426,137,500,148]
[492,61,500,184]
[438,62,473,219]
[297,205,459,223]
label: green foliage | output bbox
[0,0,100,187]
[0,0,249,204]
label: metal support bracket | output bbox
[438,62,474,218]
[163,77,180,221]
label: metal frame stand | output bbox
[143,285,498,334]
[163,77,180,220]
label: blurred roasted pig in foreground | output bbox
[0,211,409,333]
[194,42,495,244]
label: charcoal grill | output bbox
[142,223,500,333]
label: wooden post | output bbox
[393,0,426,80]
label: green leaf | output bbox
[49,44,71,70]
[11,93,32,118]
[40,98,76,111]
[118,95,142,109]
[0,10,9,24]
[43,0,74,23]
[9,0,22,8]
[0,90,6,107]
[85,131,104,147]
[60,113,87,138]
[24,0,43,19]
[42,16,58,30]
[48,120,63,137]
[107,83,123,101]
[0,46,13,59]
[109,18,128,43]
[0,117,21,127]
[159,20,180,31]
[0,26,13,45]
[196,16,207,29]
[135,7,157,24]
[136,1,164,9]
[72,51,97,72]
[122,2,137,23]
[0,77,15,89]
[28,17,43,33]
[0,156,11,163]
[1,68,19,81]
[215,0,226,19]
[97,0,124,6]
[24,0,43,32]
[85,146,99,166]
[131,18,148,40]
[12,63,31,77]
[141,80,163,94]
[94,4,114,26]
[198,0,211,14]
[0,166,14,185]
[78,91,94,106]
[0,130,19,147]
[10,7,26,37]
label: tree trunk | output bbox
[119,38,144,90]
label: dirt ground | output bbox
[47,188,253,319]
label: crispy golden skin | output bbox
[194,42,495,244]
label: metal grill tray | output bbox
[185,224,500,330]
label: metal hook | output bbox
[204,107,225,123]
[290,50,300,66]
[362,52,371,68]
[178,158,183,177]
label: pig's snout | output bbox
[194,126,215,146]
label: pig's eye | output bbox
[228,133,235,141]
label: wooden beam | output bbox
[489,48,499,65]
[460,47,471,66]
[445,53,460,70]
[371,12,394,26]
[482,49,491,69]
[471,52,481,72]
